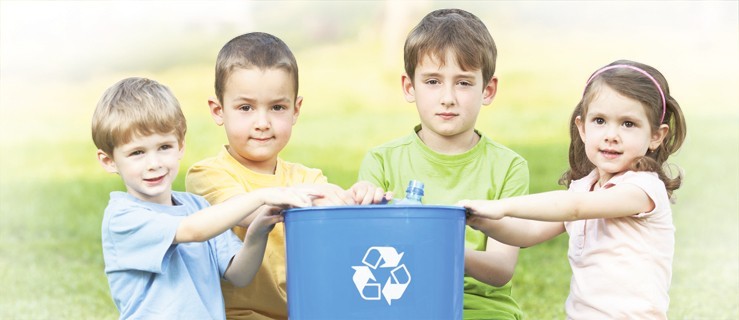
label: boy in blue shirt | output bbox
[92,77,319,319]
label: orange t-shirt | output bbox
[186,146,326,320]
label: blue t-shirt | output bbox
[101,191,244,319]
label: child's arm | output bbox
[173,187,318,244]
[464,244,520,287]
[223,205,284,287]
[459,184,652,248]
[462,159,529,287]
[467,215,565,248]
[460,183,654,222]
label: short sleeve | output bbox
[304,169,327,184]
[187,163,247,205]
[213,229,245,277]
[104,204,184,273]
[498,158,530,199]
[616,171,669,218]
[358,151,387,190]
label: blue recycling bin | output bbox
[284,205,465,320]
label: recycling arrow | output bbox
[352,246,412,305]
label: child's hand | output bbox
[236,205,271,228]
[256,187,322,208]
[245,205,284,239]
[464,210,488,231]
[295,183,355,206]
[458,199,505,220]
[349,181,393,205]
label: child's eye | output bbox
[160,144,173,151]
[129,150,144,157]
[623,121,635,128]
[238,104,253,111]
[425,79,440,85]
[458,81,473,86]
[594,118,605,125]
[272,105,287,111]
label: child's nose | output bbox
[254,110,270,129]
[146,154,162,169]
[604,125,620,142]
[440,84,456,107]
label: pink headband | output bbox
[585,64,666,123]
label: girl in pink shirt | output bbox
[459,59,687,319]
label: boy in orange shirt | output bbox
[186,32,387,319]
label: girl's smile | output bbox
[599,148,622,159]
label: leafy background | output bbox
[1,1,737,318]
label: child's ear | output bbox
[401,73,416,103]
[650,124,669,151]
[178,141,186,159]
[575,116,586,143]
[481,76,498,105]
[208,97,225,126]
[292,96,303,125]
[97,150,118,174]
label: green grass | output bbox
[2,80,736,318]
[1,8,737,319]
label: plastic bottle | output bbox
[395,180,425,205]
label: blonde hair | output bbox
[214,32,298,103]
[91,77,186,157]
[404,8,497,86]
[560,60,687,197]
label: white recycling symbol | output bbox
[351,246,411,305]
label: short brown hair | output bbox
[91,77,186,157]
[404,9,497,85]
[214,32,299,103]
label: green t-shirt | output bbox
[358,126,529,320]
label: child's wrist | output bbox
[249,188,269,205]
[245,228,269,243]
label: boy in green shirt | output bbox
[358,9,528,319]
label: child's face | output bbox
[210,68,301,174]
[97,133,184,205]
[576,85,667,182]
[402,50,496,147]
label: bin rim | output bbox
[285,204,465,213]
[284,205,467,222]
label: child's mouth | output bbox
[251,137,272,142]
[437,113,458,120]
[600,149,622,159]
[144,175,165,184]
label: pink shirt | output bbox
[564,170,674,319]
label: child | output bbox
[185,32,387,319]
[92,77,319,319]
[461,60,687,318]
[358,9,528,319]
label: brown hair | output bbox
[404,8,496,87]
[91,77,186,157]
[214,32,299,103]
[559,60,687,197]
